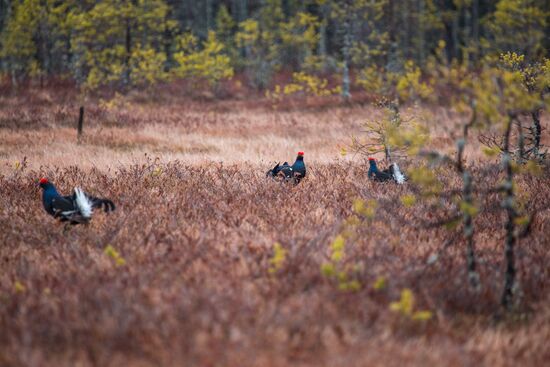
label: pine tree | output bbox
[215,4,238,67]
[0,0,40,85]
[235,0,285,89]
[172,30,234,90]
[70,0,175,89]
[1,0,548,89]
[486,0,548,60]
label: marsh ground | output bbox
[1,89,549,366]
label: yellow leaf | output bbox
[525,160,543,176]
[347,280,361,291]
[389,302,401,312]
[321,263,335,277]
[412,310,433,321]
[459,201,479,217]
[373,276,386,290]
[331,250,344,262]
[14,281,26,293]
[400,194,416,207]
[514,216,530,226]
[331,235,345,252]
[352,199,365,214]
[482,146,500,157]
[390,289,414,316]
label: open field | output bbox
[1,90,550,366]
[0,88,515,172]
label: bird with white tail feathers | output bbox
[368,158,407,184]
[39,178,115,225]
[390,163,406,184]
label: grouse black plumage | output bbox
[291,151,306,183]
[39,178,115,224]
[266,161,293,181]
[368,158,406,184]
[266,152,307,184]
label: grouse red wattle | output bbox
[39,178,115,224]
[368,158,406,184]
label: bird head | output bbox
[39,177,53,190]
[368,157,376,166]
[296,151,304,160]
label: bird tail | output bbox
[74,187,93,218]
[392,163,406,184]
[95,199,115,212]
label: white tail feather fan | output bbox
[392,163,406,185]
[74,187,93,218]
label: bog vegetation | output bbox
[0,0,549,366]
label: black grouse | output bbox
[39,177,115,224]
[266,151,307,184]
[290,151,306,184]
[368,158,406,184]
[266,161,293,181]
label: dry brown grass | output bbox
[0,99,366,171]
[0,90,549,366]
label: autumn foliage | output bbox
[1,90,550,365]
[0,1,549,365]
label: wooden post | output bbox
[77,106,84,143]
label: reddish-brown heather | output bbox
[0,89,549,366]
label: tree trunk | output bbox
[457,105,480,290]
[400,1,410,60]
[0,0,11,33]
[236,0,247,22]
[517,119,525,162]
[341,17,352,101]
[501,115,517,310]
[124,19,132,87]
[318,3,328,59]
[463,170,479,289]
[385,101,400,161]
[531,110,542,158]
[452,11,459,60]
[386,0,396,69]
[318,23,327,57]
[416,0,425,65]
[66,32,73,72]
[472,0,480,61]
[11,68,17,88]
[205,0,213,32]
[234,0,248,59]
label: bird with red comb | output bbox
[39,177,116,225]
[266,151,307,185]
[291,151,306,183]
